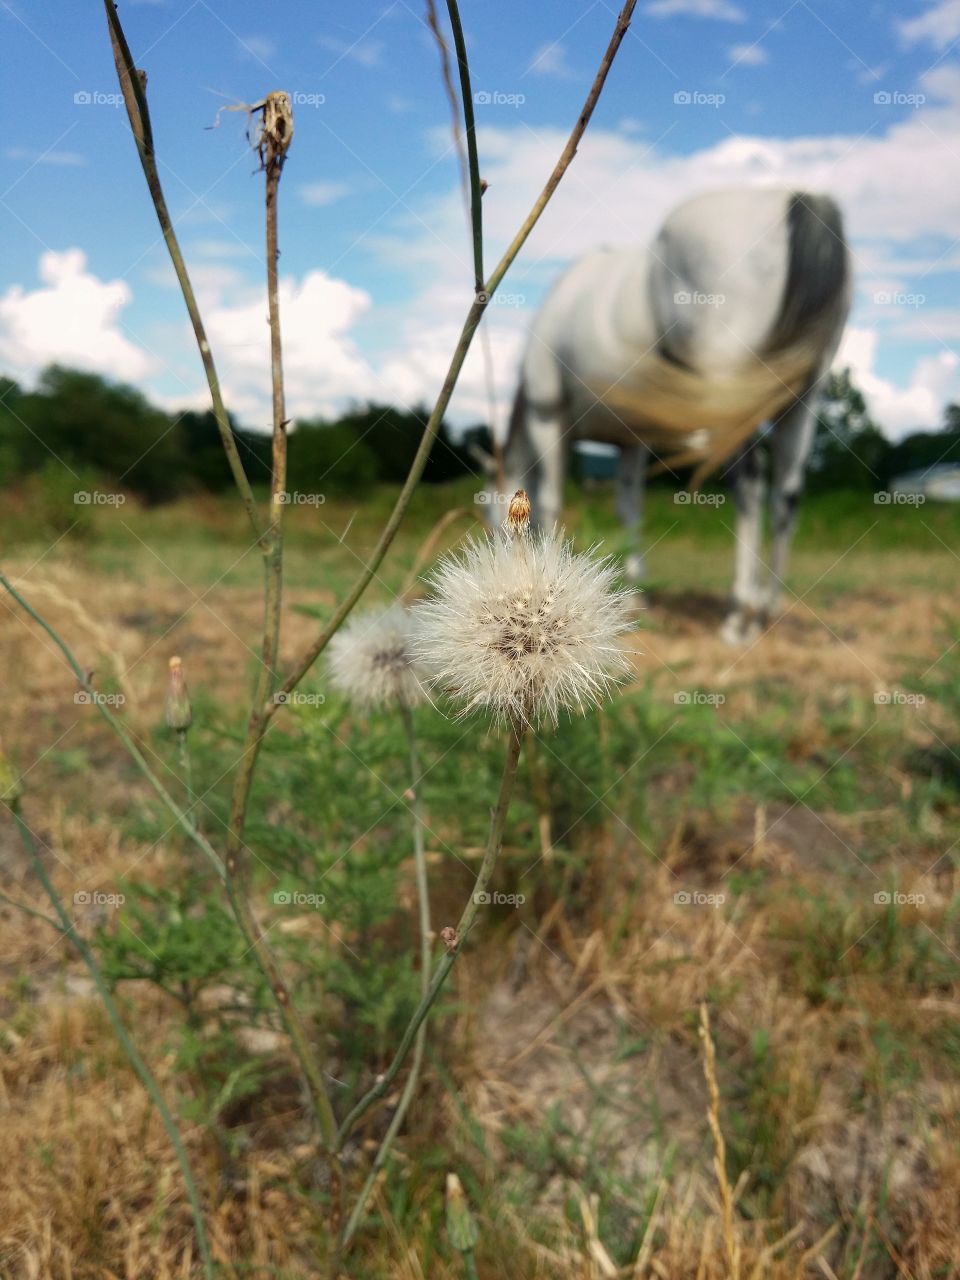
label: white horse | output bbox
[489,186,851,643]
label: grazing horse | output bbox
[490,186,851,643]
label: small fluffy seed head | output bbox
[412,528,637,726]
[328,604,426,710]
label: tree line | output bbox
[0,366,490,504]
[1,364,958,505]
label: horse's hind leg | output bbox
[617,442,648,582]
[767,387,819,618]
[722,440,768,645]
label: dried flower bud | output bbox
[445,1172,480,1254]
[164,656,193,732]
[505,488,531,538]
[440,926,459,953]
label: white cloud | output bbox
[300,181,352,207]
[318,34,382,68]
[4,147,86,167]
[727,42,768,66]
[837,328,960,438]
[645,0,745,20]
[237,34,276,63]
[528,42,578,79]
[0,249,154,385]
[898,0,960,48]
[200,270,374,426]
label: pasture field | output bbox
[1,481,959,1279]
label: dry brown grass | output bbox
[1,508,959,1278]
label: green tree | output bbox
[809,367,888,490]
[16,366,183,501]
[287,420,378,497]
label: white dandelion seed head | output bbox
[327,604,427,710]
[412,528,638,727]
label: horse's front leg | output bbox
[526,408,567,529]
[617,442,649,583]
[722,443,768,645]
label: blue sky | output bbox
[2,0,959,439]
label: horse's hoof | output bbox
[720,611,763,646]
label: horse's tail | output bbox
[766,191,850,359]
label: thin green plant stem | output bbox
[8,798,215,1279]
[338,702,433,1252]
[267,0,638,719]
[444,0,484,290]
[335,718,525,1150]
[0,570,224,884]
[102,0,263,543]
[176,729,195,818]
[212,95,337,1152]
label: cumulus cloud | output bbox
[727,42,768,66]
[898,0,960,48]
[838,328,960,438]
[645,0,745,20]
[200,270,375,426]
[528,42,578,79]
[300,181,352,207]
[317,34,382,68]
[0,249,154,385]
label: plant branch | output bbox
[335,718,525,1150]
[102,0,263,542]
[214,96,339,1153]
[268,0,638,716]
[0,888,60,930]
[9,798,214,1279]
